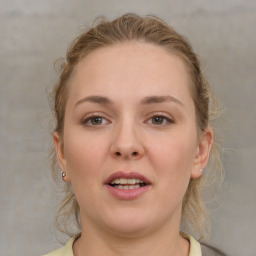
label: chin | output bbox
[106,221,153,237]
[99,208,157,237]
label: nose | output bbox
[110,121,145,160]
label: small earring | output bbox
[200,168,204,172]
[62,172,66,179]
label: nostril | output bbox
[114,151,139,157]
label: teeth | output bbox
[128,179,135,184]
[120,178,127,184]
[111,178,144,185]
[115,184,141,190]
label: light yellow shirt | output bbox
[43,233,202,256]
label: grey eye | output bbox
[83,116,109,126]
[90,117,104,125]
[152,116,164,125]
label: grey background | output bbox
[0,1,255,256]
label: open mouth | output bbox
[105,172,151,199]
[109,178,148,190]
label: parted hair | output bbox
[51,13,223,240]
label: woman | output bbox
[44,14,225,256]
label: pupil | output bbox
[92,117,102,125]
[153,116,163,124]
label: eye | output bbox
[147,115,174,126]
[82,115,109,126]
[152,116,165,125]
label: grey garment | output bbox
[201,243,227,256]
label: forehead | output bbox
[67,42,193,107]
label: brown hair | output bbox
[51,13,223,240]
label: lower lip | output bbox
[105,184,151,200]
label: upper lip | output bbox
[104,171,151,185]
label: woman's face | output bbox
[54,42,212,236]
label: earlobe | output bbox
[191,127,213,179]
[53,131,70,182]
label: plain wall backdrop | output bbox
[0,1,255,255]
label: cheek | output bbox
[147,136,196,206]
[63,132,110,208]
[63,130,108,180]
[147,132,197,175]
[145,130,198,202]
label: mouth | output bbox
[104,171,151,200]
[109,178,148,190]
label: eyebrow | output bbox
[75,95,113,107]
[141,95,184,107]
[74,95,184,108]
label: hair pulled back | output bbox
[51,13,222,240]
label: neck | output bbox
[73,218,190,256]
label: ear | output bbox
[53,131,70,182]
[191,127,213,179]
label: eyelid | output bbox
[82,112,111,126]
[145,112,175,125]
[81,111,174,126]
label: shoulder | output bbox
[180,232,201,256]
[42,236,77,256]
[181,232,227,256]
[200,243,227,256]
[42,246,68,256]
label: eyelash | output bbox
[82,114,110,126]
[146,115,174,126]
[82,114,174,127]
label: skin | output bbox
[54,42,213,256]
